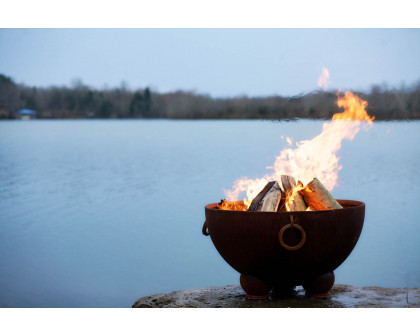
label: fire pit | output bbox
[201,88,373,299]
[202,199,364,299]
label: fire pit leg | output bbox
[303,271,335,298]
[240,274,272,300]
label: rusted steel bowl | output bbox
[203,200,365,298]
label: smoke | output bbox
[317,67,331,91]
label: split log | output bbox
[260,181,282,212]
[277,175,294,211]
[286,187,307,211]
[299,177,342,210]
[279,175,307,212]
[247,181,276,212]
[280,175,297,193]
[276,188,286,212]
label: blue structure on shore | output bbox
[16,109,36,119]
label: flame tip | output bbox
[224,72,374,210]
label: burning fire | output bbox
[218,199,248,211]
[284,181,304,212]
[221,89,374,211]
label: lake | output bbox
[0,119,419,307]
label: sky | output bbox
[0,29,419,97]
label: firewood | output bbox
[276,188,286,212]
[299,177,342,210]
[247,181,276,211]
[280,175,296,193]
[279,175,307,211]
[260,181,282,212]
[286,186,307,211]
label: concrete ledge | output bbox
[132,285,420,308]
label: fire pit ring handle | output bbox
[278,223,306,251]
[202,221,210,236]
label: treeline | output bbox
[1,74,420,120]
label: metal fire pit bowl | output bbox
[202,200,365,299]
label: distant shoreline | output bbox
[2,74,420,121]
[3,116,420,121]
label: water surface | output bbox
[0,119,419,307]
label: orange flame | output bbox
[217,199,248,211]
[284,182,304,212]
[224,91,374,210]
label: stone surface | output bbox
[132,285,420,308]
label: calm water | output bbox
[0,119,419,307]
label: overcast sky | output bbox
[0,29,419,97]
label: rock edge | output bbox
[132,285,420,308]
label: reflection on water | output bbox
[0,119,419,307]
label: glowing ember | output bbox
[223,90,374,211]
[285,182,304,212]
[217,199,248,211]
